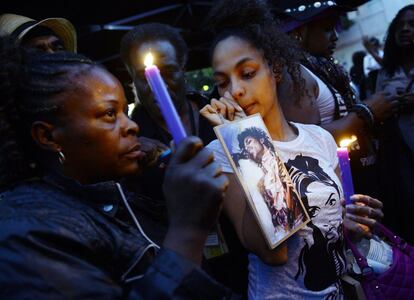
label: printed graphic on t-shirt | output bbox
[206,123,346,299]
[286,154,346,299]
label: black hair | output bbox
[369,37,380,48]
[0,36,95,189]
[206,0,305,103]
[120,23,188,73]
[382,5,414,76]
[235,126,293,189]
[350,50,366,85]
[352,51,366,66]
[237,126,275,153]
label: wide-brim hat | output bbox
[0,13,77,52]
[273,0,354,22]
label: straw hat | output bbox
[0,13,77,52]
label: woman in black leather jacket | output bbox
[0,36,233,300]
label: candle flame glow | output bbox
[144,53,154,67]
[339,135,357,148]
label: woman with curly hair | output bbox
[200,0,383,299]
[0,36,232,299]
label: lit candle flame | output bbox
[339,135,357,148]
[144,53,154,67]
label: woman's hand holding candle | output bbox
[336,137,383,239]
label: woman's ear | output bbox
[31,121,62,152]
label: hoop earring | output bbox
[58,151,66,165]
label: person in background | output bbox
[273,0,397,141]
[0,13,77,53]
[350,50,367,100]
[273,0,399,198]
[121,23,214,147]
[375,4,414,243]
[200,1,383,298]
[0,36,233,299]
[362,36,384,96]
[362,36,383,77]
[120,22,248,296]
[120,22,212,239]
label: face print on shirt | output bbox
[286,154,346,296]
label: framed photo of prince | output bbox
[215,114,309,249]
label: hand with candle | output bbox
[337,137,384,239]
[163,136,229,263]
[337,137,356,204]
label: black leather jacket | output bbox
[0,173,234,299]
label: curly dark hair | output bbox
[382,5,414,76]
[0,36,95,189]
[205,0,305,103]
[120,23,188,75]
[237,127,275,153]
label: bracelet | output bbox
[351,103,375,129]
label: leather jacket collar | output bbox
[42,171,121,218]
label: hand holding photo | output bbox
[214,114,310,249]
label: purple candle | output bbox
[337,139,355,205]
[144,53,187,144]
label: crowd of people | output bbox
[0,0,412,299]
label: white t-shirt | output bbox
[364,50,383,76]
[302,65,336,124]
[207,123,346,299]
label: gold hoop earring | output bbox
[58,151,66,165]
